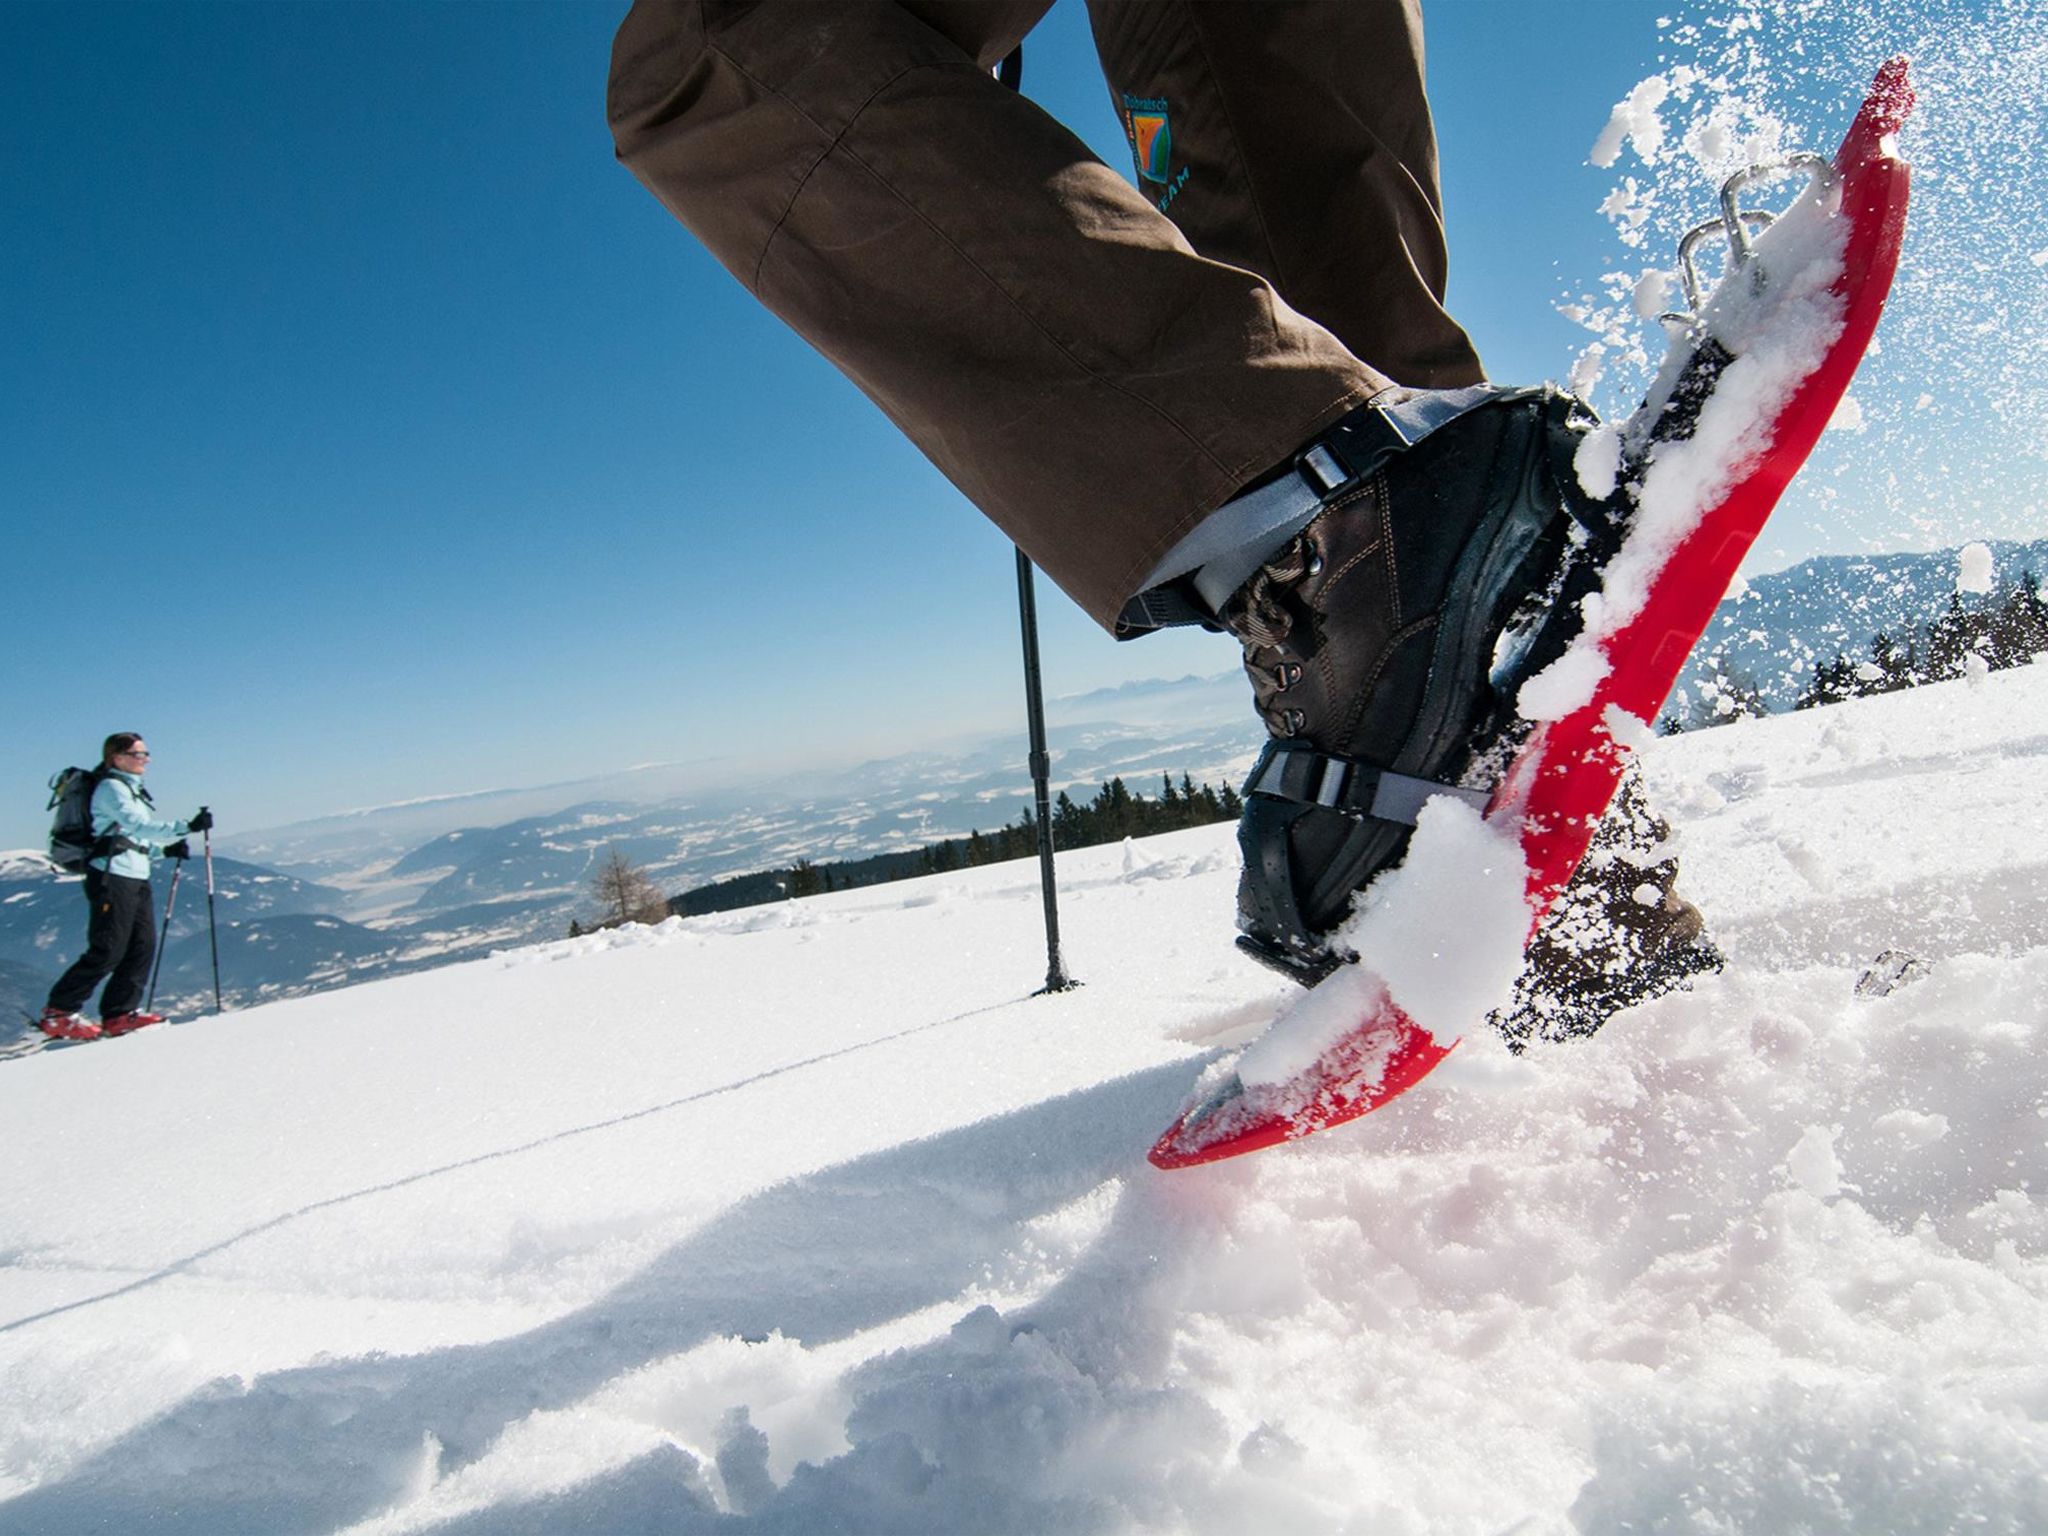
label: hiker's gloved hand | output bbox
[162,840,191,861]
[185,808,214,834]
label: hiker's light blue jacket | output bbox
[91,770,190,880]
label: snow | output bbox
[1231,795,1530,1091]
[1784,1122,1846,1198]
[1589,74,1676,169]
[1957,540,1996,595]
[1341,798,1530,1045]
[3,662,2046,1532]
[1572,421,1622,499]
[0,852,54,882]
[1600,166,1850,635]
[1516,644,1613,724]
[1628,266,1673,320]
[1570,2,2048,568]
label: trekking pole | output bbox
[145,856,185,1013]
[997,44,1076,997]
[202,814,223,1012]
[1016,547,1077,994]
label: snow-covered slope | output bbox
[1,665,2044,1534]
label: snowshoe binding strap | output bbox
[1234,739,1493,987]
[1243,741,1490,825]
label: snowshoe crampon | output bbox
[1152,60,1914,1170]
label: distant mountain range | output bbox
[1672,535,2048,716]
[5,538,2040,1025]
[2,674,1267,1021]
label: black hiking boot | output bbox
[1223,387,1616,985]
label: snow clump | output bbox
[1956,541,1995,595]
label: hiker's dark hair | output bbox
[102,732,144,765]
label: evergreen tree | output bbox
[1867,629,1918,691]
[1793,651,1859,711]
[1101,777,1134,839]
[1925,593,1977,680]
[1053,790,1084,844]
[1986,571,2048,666]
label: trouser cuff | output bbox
[1114,384,1512,638]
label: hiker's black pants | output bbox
[48,869,156,1018]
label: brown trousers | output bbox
[608,1,1483,631]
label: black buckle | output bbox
[1243,741,1488,828]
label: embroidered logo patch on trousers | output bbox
[1121,95,1173,185]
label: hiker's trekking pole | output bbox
[997,44,1076,997]
[145,855,185,1013]
[1016,546,1076,994]
[202,814,223,1012]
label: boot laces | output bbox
[1228,534,1315,652]
[1225,534,1320,722]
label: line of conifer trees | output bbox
[1792,570,2048,712]
[1662,569,2048,732]
[908,772,1244,879]
[673,773,1244,916]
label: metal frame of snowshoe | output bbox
[1661,153,1837,326]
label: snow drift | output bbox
[1,663,2045,1534]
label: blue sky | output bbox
[4,0,2041,850]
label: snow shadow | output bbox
[0,1062,1202,1536]
[0,993,1033,1339]
[416,1446,722,1535]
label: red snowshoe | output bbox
[1153,60,1915,1170]
[37,1009,101,1042]
[101,1011,167,1037]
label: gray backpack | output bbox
[46,766,111,873]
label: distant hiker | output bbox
[607,2,1715,1020]
[40,734,212,1042]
